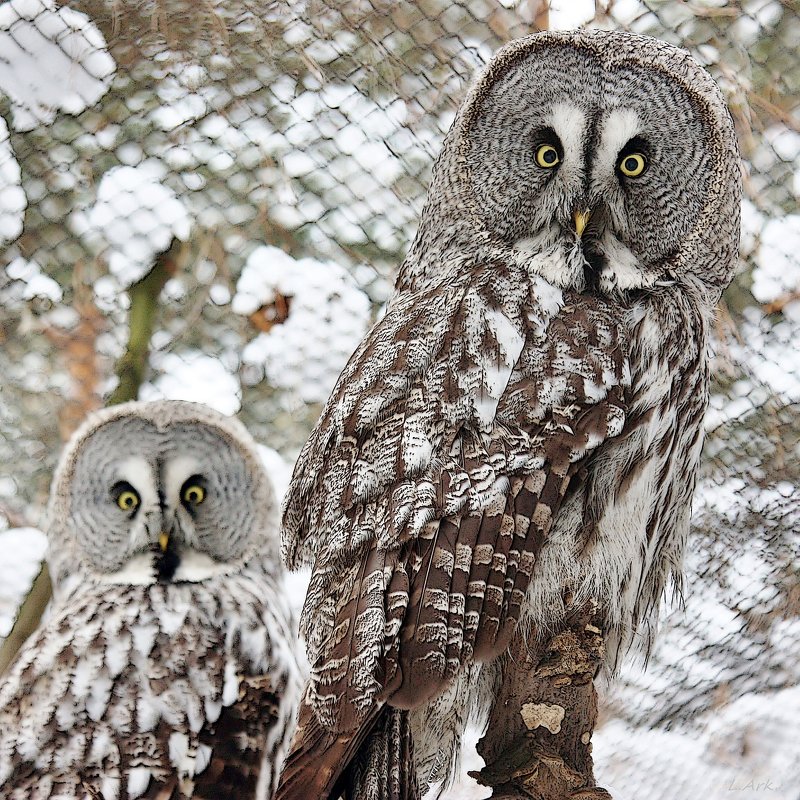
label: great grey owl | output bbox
[276,29,741,798]
[0,400,302,799]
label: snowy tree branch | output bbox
[0,566,52,676]
[107,239,180,405]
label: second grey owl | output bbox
[0,401,303,799]
[277,29,740,798]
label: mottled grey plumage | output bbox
[0,401,303,799]
[276,29,741,798]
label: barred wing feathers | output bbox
[279,263,629,795]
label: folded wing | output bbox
[278,264,629,797]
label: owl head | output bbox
[46,400,277,593]
[403,30,741,301]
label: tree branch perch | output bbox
[474,599,611,799]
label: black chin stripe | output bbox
[582,244,607,293]
[155,548,180,582]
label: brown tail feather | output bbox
[344,707,420,800]
[275,692,384,800]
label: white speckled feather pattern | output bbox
[0,568,299,799]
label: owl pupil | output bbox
[543,149,557,164]
[181,476,207,507]
[625,157,637,171]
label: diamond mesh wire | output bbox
[0,1,798,796]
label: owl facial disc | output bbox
[387,30,737,304]
[47,400,277,589]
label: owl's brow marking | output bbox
[596,108,642,175]
[547,102,585,169]
[115,455,156,506]
[163,454,202,505]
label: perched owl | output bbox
[0,401,303,799]
[275,28,741,799]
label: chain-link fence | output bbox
[0,1,798,797]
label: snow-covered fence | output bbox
[0,1,798,797]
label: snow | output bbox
[0,0,115,131]
[151,93,208,132]
[550,0,596,29]
[0,118,27,244]
[257,445,293,503]
[74,163,192,286]
[140,351,241,416]
[234,245,371,404]
[739,198,763,259]
[726,315,800,404]
[594,686,800,800]
[253,444,312,619]
[255,78,427,250]
[752,214,800,304]
[0,527,47,639]
[6,256,62,302]
[438,725,490,800]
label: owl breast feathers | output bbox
[276,28,740,799]
[0,401,303,800]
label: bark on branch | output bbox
[473,599,611,799]
[107,241,179,405]
[0,566,52,676]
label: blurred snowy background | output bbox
[0,0,798,798]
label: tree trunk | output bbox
[473,599,611,799]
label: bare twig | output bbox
[747,92,800,132]
[42,276,106,442]
[0,502,31,530]
[522,0,549,31]
[763,290,800,315]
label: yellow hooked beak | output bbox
[158,532,170,553]
[573,209,591,238]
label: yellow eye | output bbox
[619,152,647,178]
[182,484,206,506]
[116,490,140,511]
[535,144,560,168]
